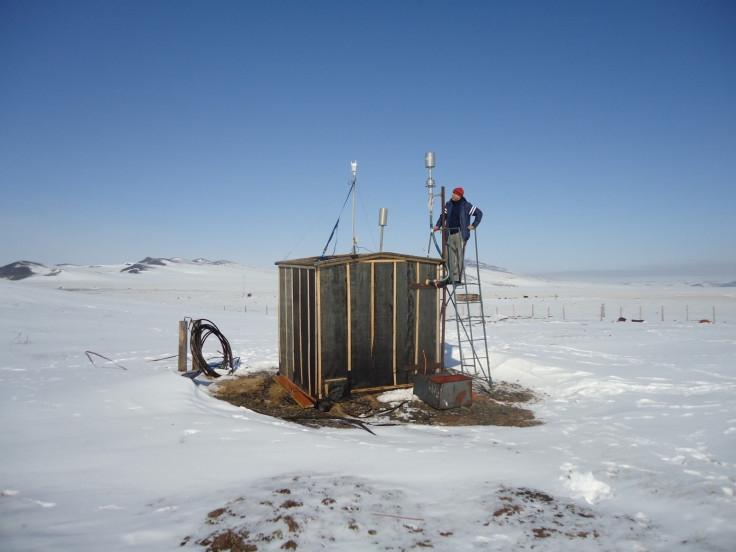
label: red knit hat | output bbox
[453,187,464,198]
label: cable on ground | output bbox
[189,319,234,378]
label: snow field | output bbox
[1,261,735,550]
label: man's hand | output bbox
[468,225,475,230]
[432,226,439,232]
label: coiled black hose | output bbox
[189,318,234,378]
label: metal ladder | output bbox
[445,229,493,387]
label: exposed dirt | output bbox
[180,477,638,552]
[211,371,541,430]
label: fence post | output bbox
[178,320,187,372]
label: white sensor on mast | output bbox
[425,152,435,211]
[425,152,436,257]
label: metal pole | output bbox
[351,161,358,254]
[378,207,388,252]
[425,152,435,257]
[440,187,447,264]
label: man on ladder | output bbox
[432,187,483,285]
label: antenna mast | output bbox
[350,161,358,254]
[425,152,436,257]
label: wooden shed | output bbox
[275,252,445,400]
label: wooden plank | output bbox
[350,382,414,394]
[393,262,398,386]
[323,377,349,399]
[371,261,375,354]
[178,320,187,372]
[414,261,421,367]
[456,293,480,302]
[278,268,284,376]
[291,267,302,388]
[315,269,322,398]
[279,267,293,380]
[273,374,315,408]
[277,268,283,376]
[307,269,316,399]
[295,268,303,386]
[401,261,415,385]
[346,264,352,373]
[435,264,442,367]
[299,268,310,392]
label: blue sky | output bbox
[2,0,734,280]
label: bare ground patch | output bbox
[210,371,541,430]
[181,475,648,551]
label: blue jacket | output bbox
[434,197,483,242]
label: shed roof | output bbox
[275,251,443,269]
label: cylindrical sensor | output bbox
[425,152,435,169]
[378,207,388,226]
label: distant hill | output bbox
[0,261,61,280]
[0,257,238,280]
[2,257,733,288]
[465,260,513,274]
[121,257,236,273]
[120,257,169,273]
